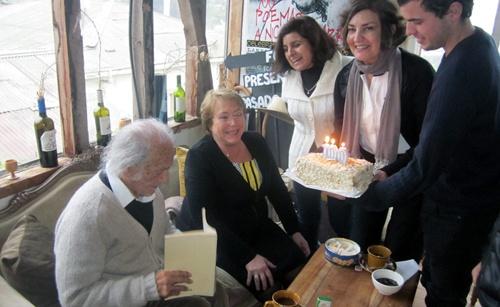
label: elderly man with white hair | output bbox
[54,119,247,307]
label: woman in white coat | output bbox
[273,15,349,252]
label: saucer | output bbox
[358,254,396,273]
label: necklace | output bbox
[223,144,242,159]
[304,83,317,96]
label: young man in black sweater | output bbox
[352,0,500,305]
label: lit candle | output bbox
[330,138,338,160]
[323,136,330,159]
[338,142,349,164]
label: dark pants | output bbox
[385,194,424,261]
[293,181,336,252]
[216,219,306,302]
[421,198,499,307]
[328,148,423,260]
[328,194,423,261]
[328,197,385,252]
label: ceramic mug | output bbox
[367,245,396,270]
[264,290,300,307]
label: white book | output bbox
[164,208,217,299]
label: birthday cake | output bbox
[294,153,374,195]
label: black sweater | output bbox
[366,28,500,214]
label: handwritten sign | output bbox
[242,84,281,109]
[243,72,283,88]
[238,0,345,110]
[246,0,343,45]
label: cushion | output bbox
[176,146,189,197]
[0,215,60,307]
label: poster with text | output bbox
[241,0,348,109]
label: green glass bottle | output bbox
[94,89,111,146]
[34,92,58,167]
[173,75,186,122]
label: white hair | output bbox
[102,118,174,177]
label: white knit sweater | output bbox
[283,52,351,168]
[54,174,177,307]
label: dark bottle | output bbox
[173,75,186,122]
[34,92,58,167]
[93,89,111,146]
[159,91,168,123]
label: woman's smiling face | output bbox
[346,9,383,65]
[283,32,314,71]
[210,98,246,147]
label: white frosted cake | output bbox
[294,153,374,194]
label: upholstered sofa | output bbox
[0,145,262,307]
[0,148,182,307]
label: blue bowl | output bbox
[324,238,361,266]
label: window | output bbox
[153,0,186,120]
[153,0,227,120]
[0,0,62,165]
[1,0,225,171]
[206,0,227,87]
[81,0,135,142]
[419,0,500,70]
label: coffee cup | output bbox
[264,290,300,307]
[367,245,395,270]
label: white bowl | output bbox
[324,237,360,266]
[371,269,404,296]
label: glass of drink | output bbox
[4,159,19,180]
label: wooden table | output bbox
[287,244,420,306]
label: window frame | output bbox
[1,0,212,198]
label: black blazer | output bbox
[334,48,435,175]
[177,132,300,265]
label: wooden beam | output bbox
[178,0,213,116]
[226,0,244,89]
[52,0,90,156]
[130,0,155,119]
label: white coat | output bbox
[283,52,350,168]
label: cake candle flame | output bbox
[323,135,342,160]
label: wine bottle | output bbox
[34,92,58,168]
[94,89,111,146]
[173,75,186,122]
[159,92,168,123]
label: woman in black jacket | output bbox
[329,0,434,261]
[176,89,309,302]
